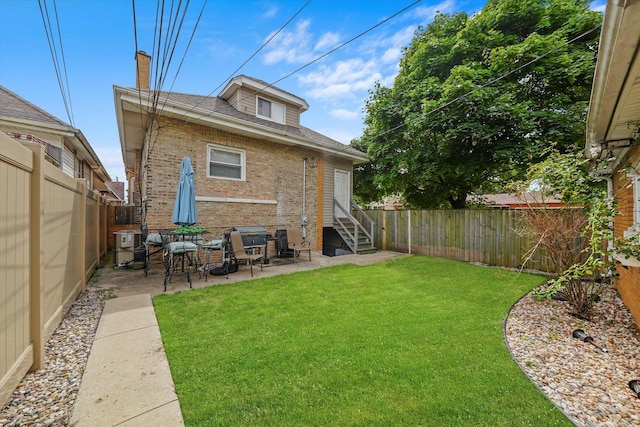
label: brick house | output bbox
[585,0,640,326]
[0,85,113,193]
[113,51,374,254]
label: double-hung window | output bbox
[257,97,285,124]
[207,144,245,181]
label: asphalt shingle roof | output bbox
[0,85,69,127]
[127,88,366,160]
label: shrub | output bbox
[512,149,615,319]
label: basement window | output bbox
[257,97,285,124]
[207,144,245,181]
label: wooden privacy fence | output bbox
[0,136,109,407]
[366,209,565,272]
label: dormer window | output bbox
[257,97,285,124]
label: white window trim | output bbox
[634,173,640,225]
[616,172,640,267]
[622,172,640,238]
[256,96,286,124]
[206,143,246,181]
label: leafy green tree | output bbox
[354,0,602,209]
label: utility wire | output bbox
[188,0,422,124]
[150,0,202,154]
[165,0,208,93]
[371,24,603,141]
[156,0,207,118]
[174,0,312,119]
[38,0,75,127]
[51,0,75,127]
[209,0,312,101]
[259,0,422,98]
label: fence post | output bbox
[28,144,45,370]
[94,193,100,270]
[79,181,87,292]
[382,211,387,250]
[408,210,412,254]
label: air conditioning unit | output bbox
[114,230,141,265]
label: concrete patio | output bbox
[71,250,405,426]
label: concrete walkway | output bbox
[71,250,405,426]
[70,294,183,426]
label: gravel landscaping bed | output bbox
[1,279,638,427]
[505,284,640,426]
[0,290,107,427]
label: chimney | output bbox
[135,51,151,90]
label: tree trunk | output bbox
[449,194,467,209]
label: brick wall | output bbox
[143,117,320,247]
[612,144,640,328]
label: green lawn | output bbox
[154,255,571,426]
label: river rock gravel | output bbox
[0,290,106,427]
[1,279,638,426]
[505,283,640,426]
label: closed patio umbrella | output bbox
[172,156,198,226]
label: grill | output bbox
[231,226,272,264]
[232,226,268,246]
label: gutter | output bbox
[114,86,369,165]
[585,0,625,159]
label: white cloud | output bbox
[262,19,314,65]
[261,3,279,19]
[381,47,401,64]
[590,0,606,12]
[316,126,360,145]
[413,0,456,21]
[330,108,359,120]
[315,31,341,52]
[299,58,382,99]
[262,20,343,65]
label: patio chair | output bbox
[159,229,198,291]
[286,227,311,263]
[229,231,264,277]
[201,233,232,281]
[143,232,164,277]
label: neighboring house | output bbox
[0,85,112,192]
[467,193,565,210]
[584,0,640,326]
[97,180,126,205]
[113,51,374,254]
[367,195,404,211]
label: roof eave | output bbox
[114,86,367,166]
[219,76,310,112]
[585,0,640,170]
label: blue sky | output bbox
[0,0,606,183]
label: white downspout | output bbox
[302,157,307,239]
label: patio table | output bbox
[159,229,203,291]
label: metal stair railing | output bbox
[333,198,375,253]
[351,201,375,248]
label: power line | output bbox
[266,0,422,93]
[370,23,603,141]
[209,0,312,99]
[155,0,208,119]
[51,0,75,127]
[188,0,422,124]
[165,0,208,93]
[140,0,423,163]
[38,0,75,127]
[177,0,312,118]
